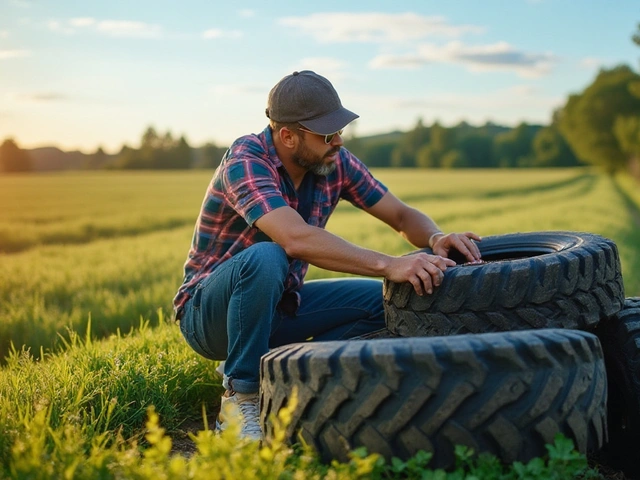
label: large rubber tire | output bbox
[384,231,624,337]
[260,329,607,468]
[594,297,640,477]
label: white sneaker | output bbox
[216,391,262,441]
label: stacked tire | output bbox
[260,231,638,475]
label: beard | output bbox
[292,138,339,176]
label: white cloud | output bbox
[347,87,563,130]
[97,20,162,38]
[238,9,256,18]
[10,92,67,103]
[291,57,349,81]
[0,30,8,39]
[202,28,243,39]
[9,0,31,7]
[47,18,163,38]
[370,41,557,78]
[580,57,603,69]
[210,84,265,96]
[0,49,30,59]
[47,20,75,35]
[279,12,484,44]
[69,17,97,27]
[507,84,540,95]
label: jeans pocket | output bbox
[179,298,217,360]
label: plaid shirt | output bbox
[173,126,388,315]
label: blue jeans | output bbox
[179,242,385,394]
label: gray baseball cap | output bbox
[265,70,359,135]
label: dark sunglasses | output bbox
[298,126,344,144]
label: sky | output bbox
[0,0,639,154]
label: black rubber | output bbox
[260,329,607,468]
[384,231,624,337]
[595,297,640,477]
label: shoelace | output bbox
[237,397,261,436]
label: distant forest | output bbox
[2,23,640,177]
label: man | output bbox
[174,70,481,441]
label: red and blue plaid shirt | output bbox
[173,126,388,315]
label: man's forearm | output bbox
[395,205,443,249]
[283,225,394,277]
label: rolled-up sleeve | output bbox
[222,157,288,226]
[340,151,388,209]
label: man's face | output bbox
[292,131,341,176]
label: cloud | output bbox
[10,92,68,103]
[210,84,265,96]
[507,84,540,95]
[9,0,31,7]
[279,12,484,44]
[0,49,30,59]
[580,57,603,69]
[69,17,97,27]
[48,18,163,38]
[97,20,162,38]
[48,20,75,35]
[291,57,349,81]
[350,87,563,127]
[202,28,243,40]
[0,30,8,39]
[238,9,256,18]
[370,41,557,78]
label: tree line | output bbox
[2,25,640,176]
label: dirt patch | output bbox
[171,413,218,457]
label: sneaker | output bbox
[215,360,225,377]
[216,390,262,441]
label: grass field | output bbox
[0,167,638,478]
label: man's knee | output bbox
[241,242,289,279]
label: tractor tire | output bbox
[384,231,624,337]
[260,329,607,468]
[595,297,640,477]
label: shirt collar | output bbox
[263,126,284,169]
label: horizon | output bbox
[1,0,638,155]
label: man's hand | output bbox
[385,253,456,296]
[432,232,482,264]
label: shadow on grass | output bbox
[611,176,640,297]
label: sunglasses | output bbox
[298,126,344,144]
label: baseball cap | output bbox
[265,70,359,135]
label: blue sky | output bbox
[1,0,638,153]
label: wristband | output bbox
[428,231,444,249]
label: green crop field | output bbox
[0,167,638,478]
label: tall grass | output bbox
[1,168,639,361]
[1,167,631,478]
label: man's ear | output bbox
[279,127,298,149]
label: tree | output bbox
[557,65,640,173]
[415,144,440,168]
[390,118,430,168]
[86,146,110,169]
[357,141,396,168]
[113,126,193,169]
[531,126,581,167]
[614,116,640,177]
[440,149,470,169]
[492,123,537,168]
[413,121,456,169]
[0,138,32,173]
[457,133,496,168]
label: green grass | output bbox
[1,168,639,362]
[0,320,602,479]
[3,167,634,478]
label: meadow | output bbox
[0,167,638,478]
